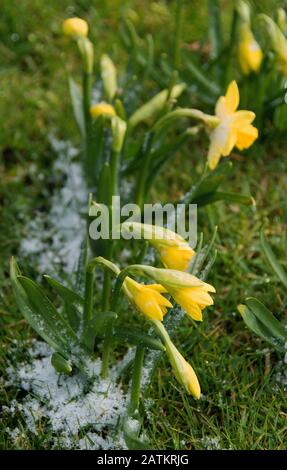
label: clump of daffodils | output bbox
[116,223,216,399]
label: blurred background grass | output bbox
[1,0,287,450]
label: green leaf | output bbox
[189,162,233,202]
[146,131,190,192]
[18,276,79,344]
[183,51,220,96]
[44,276,84,307]
[238,302,286,352]
[208,0,223,60]
[246,297,287,343]
[69,77,85,137]
[260,229,287,288]
[193,191,255,207]
[113,327,165,351]
[10,258,65,353]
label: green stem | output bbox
[81,266,95,351]
[101,267,131,377]
[174,0,183,70]
[110,149,120,196]
[83,71,93,183]
[129,346,145,415]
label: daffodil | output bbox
[153,320,201,399]
[207,80,258,170]
[164,338,201,398]
[90,102,116,119]
[130,264,216,321]
[168,280,215,321]
[121,222,195,271]
[238,26,263,75]
[124,277,172,321]
[154,243,195,271]
[62,17,88,38]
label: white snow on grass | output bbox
[20,137,87,278]
[5,340,127,450]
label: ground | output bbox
[1,0,287,450]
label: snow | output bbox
[20,136,87,278]
[5,340,128,449]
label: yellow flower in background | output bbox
[62,17,88,38]
[90,102,116,119]
[155,243,195,271]
[238,27,263,75]
[124,277,172,321]
[168,280,215,321]
[153,320,201,399]
[207,80,258,170]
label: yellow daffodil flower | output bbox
[154,243,195,271]
[238,27,263,75]
[90,102,116,119]
[62,17,88,38]
[121,222,195,271]
[207,80,258,170]
[168,280,215,321]
[124,277,172,321]
[136,264,216,321]
[153,320,201,399]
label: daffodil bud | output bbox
[135,265,206,289]
[238,25,263,75]
[51,352,72,375]
[128,83,186,129]
[101,54,118,101]
[236,0,251,24]
[260,14,287,76]
[62,17,88,38]
[121,222,195,271]
[111,116,127,153]
[153,320,201,399]
[77,37,94,74]
[277,8,286,33]
[90,102,116,120]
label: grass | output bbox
[1,0,287,450]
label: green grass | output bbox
[1,0,287,450]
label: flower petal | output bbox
[236,124,258,150]
[225,80,240,113]
[233,110,256,125]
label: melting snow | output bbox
[20,137,87,278]
[5,340,127,449]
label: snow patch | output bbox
[5,341,127,450]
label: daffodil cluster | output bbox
[118,222,215,398]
